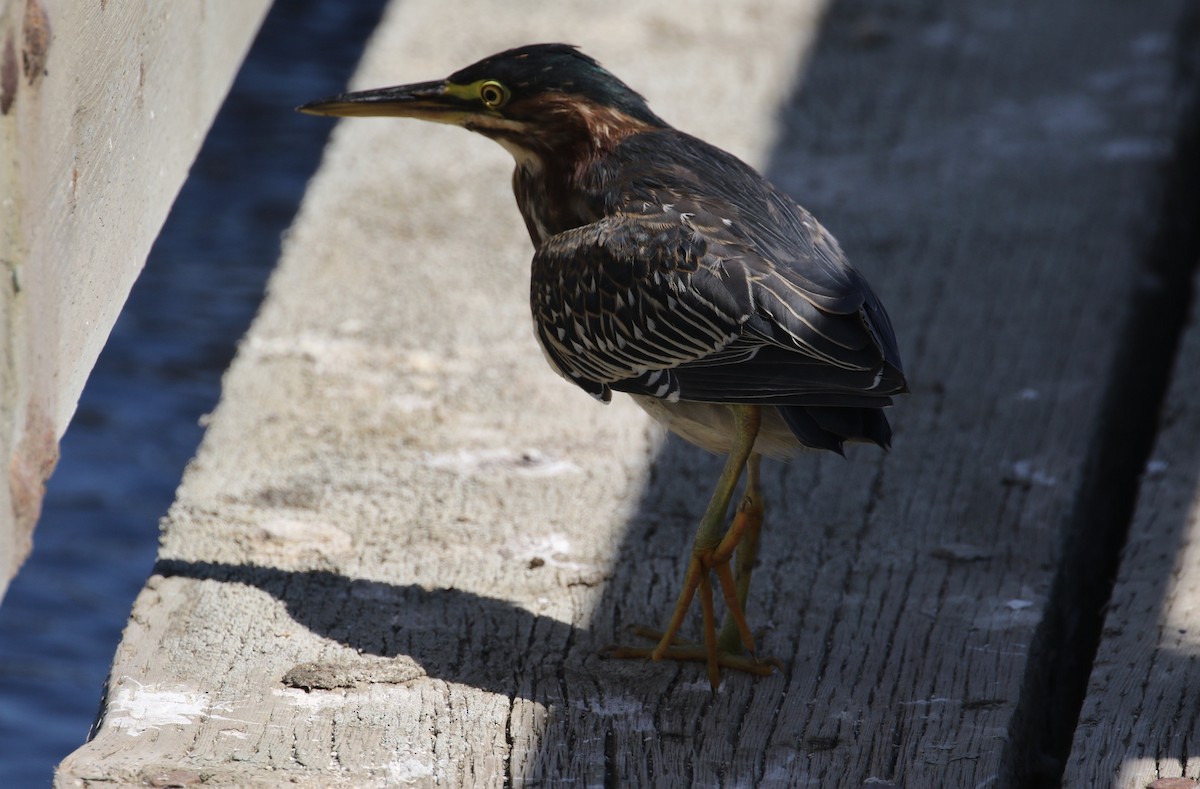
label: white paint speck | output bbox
[272,687,346,711]
[1144,458,1169,477]
[383,757,436,784]
[974,591,1042,630]
[512,532,598,573]
[1008,460,1057,487]
[423,448,581,477]
[259,518,352,551]
[900,696,956,706]
[388,393,434,413]
[108,682,209,736]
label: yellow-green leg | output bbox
[610,405,777,689]
[716,453,763,654]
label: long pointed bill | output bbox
[297,80,470,123]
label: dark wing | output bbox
[529,192,905,409]
[530,204,745,402]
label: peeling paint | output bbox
[108,683,210,736]
[1,34,16,114]
[7,399,59,570]
[21,0,50,87]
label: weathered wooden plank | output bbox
[55,0,1194,786]
[0,0,271,601]
[54,0,822,786]
[589,1,1190,786]
[1063,270,1200,786]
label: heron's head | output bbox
[298,44,667,162]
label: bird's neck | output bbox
[508,151,588,247]
[500,99,663,246]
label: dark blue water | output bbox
[0,3,387,784]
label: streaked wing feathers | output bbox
[531,211,746,401]
[531,191,904,407]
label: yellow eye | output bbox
[479,80,509,109]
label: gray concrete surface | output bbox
[0,0,271,601]
[55,0,1199,786]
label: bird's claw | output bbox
[606,625,780,688]
[607,530,778,689]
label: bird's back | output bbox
[528,128,905,456]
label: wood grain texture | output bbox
[55,0,1197,786]
[1064,261,1200,787]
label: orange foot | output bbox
[608,504,780,689]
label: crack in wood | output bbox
[1001,8,1200,786]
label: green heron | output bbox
[299,44,905,689]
